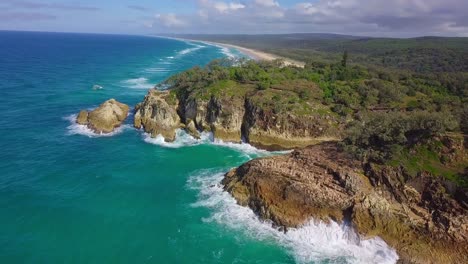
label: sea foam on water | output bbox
[188,171,400,264]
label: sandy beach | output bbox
[210,42,305,68]
[158,36,305,68]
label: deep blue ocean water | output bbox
[0,31,399,264]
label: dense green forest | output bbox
[162,34,467,186]
[173,34,468,73]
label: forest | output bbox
[162,34,467,186]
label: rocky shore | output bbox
[133,88,340,150]
[222,142,468,264]
[80,60,466,263]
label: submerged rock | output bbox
[76,99,129,134]
[222,142,468,264]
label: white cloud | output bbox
[155,13,186,28]
[150,0,468,36]
[254,0,280,7]
[214,2,245,13]
[199,0,245,13]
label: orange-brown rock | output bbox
[223,142,468,264]
[76,99,129,134]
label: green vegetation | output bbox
[343,111,458,162]
[163,34,467,186]
[180,34,468,73]
[164,58,327,116]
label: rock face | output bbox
[222,142,468,264]
[134,90,181,142]
[135,89,340,148]
[76,99,129,134]
[242,99,338,150]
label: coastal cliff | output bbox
[133,60,467,263]
[222,141,468,264]
[134,83,341,149]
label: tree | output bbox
[341,50,348,68]
[343,111,457,162]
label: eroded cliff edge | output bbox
[134,85,341,150]
[222,141,468,264]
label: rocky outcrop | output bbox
[222,142,468,264]
[242,99,339,150]
[76,99,129,134]
[135,89,341,148]
[134,90,181,142]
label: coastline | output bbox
[156,35,305,68]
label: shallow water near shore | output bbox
[0,31,398,263]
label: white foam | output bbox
[145,67,170,73]
[219,46,236,59]
[142,129,209,148]
[92,84,103,90]
[176,42,206,57]
[142,129,277,158]
[193,41,239,59]
[64,114,130,138]
[211,137,272,157]
[177,47,201,56]
[121,77,154,89]
[188,171,399,264]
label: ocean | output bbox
[0,31,398,264]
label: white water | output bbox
[121,77,154,89]
[142,129,276,158]
[64,114,131,138]
[188,171,399,264]
[177,42,206,57]
[219,46,236,59]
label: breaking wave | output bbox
[176,42,206,57]
[64,114,131,138]
[121,77,154,89]
[142,129,275,158]
[188,171,399,264]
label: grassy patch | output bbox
[388,144,467,186]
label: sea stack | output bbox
[76,99,129,134]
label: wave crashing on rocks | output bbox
[188,170,399,264]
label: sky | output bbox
[1,0,467,37]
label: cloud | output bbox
[199,0,246,13]
[1,0,100,11]
[127,5,150,12]
[144,0,468,36]
[0,11,56,21]
[254,0,279,7]
[155,13,187,28]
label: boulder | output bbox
[76,99,129,134]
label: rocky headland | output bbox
[76,99,129,134]
[134,84,341,150]
[130,60,467,263]
[222,140,468,264]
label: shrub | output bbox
[343,111,457,162]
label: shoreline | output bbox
[156,35,305,68]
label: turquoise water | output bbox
[0,31,398,264]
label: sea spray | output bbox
[188,170,400,264]
[142,129,281,158]
[64,114,131,138]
